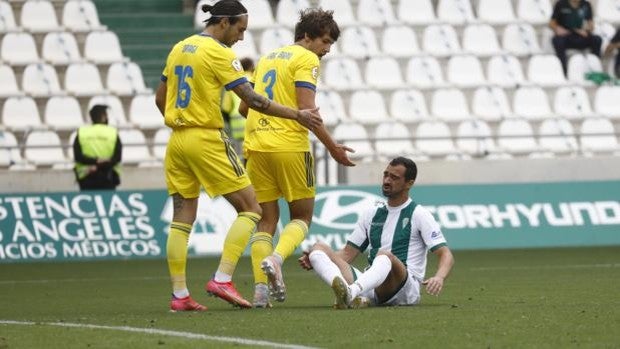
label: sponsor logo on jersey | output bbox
[231,58,242,72]
[311,66,319,80]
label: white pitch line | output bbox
[470,263,620,271]
[0,320,319,349]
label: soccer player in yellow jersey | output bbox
[154,0,322,312]
[240,8,355,308]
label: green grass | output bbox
[1,247,619,348]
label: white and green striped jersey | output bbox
[347,197,447,282]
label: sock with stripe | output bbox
[250,231,273,285]
[215,211,261,282]
[273,219,308,262]
[167,221,192,297]
[309,250,344,286]
[350,254,392,299]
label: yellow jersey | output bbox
[244,45,320,152]
[161,34,247,129]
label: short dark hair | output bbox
[202,0,247,26]
[294,8,340,42]
[389,157,417,181]
[89,105,108,123]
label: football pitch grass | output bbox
[1,246,619,349]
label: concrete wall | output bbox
[1,155,619,193]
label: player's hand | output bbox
[298,251,313,271]
[422,276,444,296]
[574,29,588,37]
[330,144,356,167]
[555,26,570,36]
[296,108,322,130]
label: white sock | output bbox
[353,254,392,298]
[309,250,344,286]
[214,271,232,283]
[272,253,284,265]
[173,289,190,299]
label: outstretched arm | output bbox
[423,246,455,296]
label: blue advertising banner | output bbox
[0,181,619,263]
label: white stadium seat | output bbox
[348,90,389,124]
[259,27,294,55]
[406,56,446,89]
[44,96,84,131]
[456,120,502,157]
[1,32,39,65]
[594,86,620,119]
[431,88,471,123]
[390,89,430,123]
[462,24,502,57]
[21,0,59,33]
[422,24,461,57]
[233,30,257,59]
[517,0,552,25]
[502,23,541,56]
[65,62,105,96]
[357,0,395,27]
[323,58,364,90]
[382,25,420,58]
[340,26,379,59]
[332,123,374,161]
[447,55,486,87]
[487,55,526,88]
[415,121,459,158]
[374,121,417,159]
[553,86,594,120]
[88,95,128,126]
[497,119,539,155]
[397,0,437,25]
[364,57,404,89]
[41,32,82,65]
[0,130,23,168]
[21,63,62,97]
[437,0,475,25]
[0,1,17,31]
[24,130,67,167]
[2,96,42,131]
[319,0,356,27]
[107,62,149,96]
[513,87,552,121]
[129,94,165,129]
[63,0,106,32]
[0,64,21,97]
[477,0,516,24]
[118,129,153,164]
[580,118,619,154]
[84,31,125,64]
[597,0,620,24]
[241,0,274,29]
[538,118,579,155]
[275,0,310,27]
[153,127,170,160]
[316,90,347,126]
[527,55,566,86]
[567,53,603,84]
[472,86,512,121]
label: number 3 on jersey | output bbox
[263,69,276,100]
[174,65,193,108]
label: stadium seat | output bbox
[486,54,526,88]
[2,96,43,131]
[348,90,389,124]
[381,25,420,58]
[106,62,149,96]
[502,23,541,56]
[1,32,39,65]
[527,55,566,86]
[422,24,461,57]
[415,121,459,158]
[472,86,512,121]
[241,0,274,29]
[24,130,68,167]
[594,86,620,119]
[275,0,309,27]
[20,0,59,33]
[88,95,127,126]
[118,129,153,165]
[538,118,579,155]
[129,94,165,129]
[405,56,446,89]
[194,0,209,28]
[364,56,404,89]
[517,0,552,25]
[553,86,594,120]
[456,120,503,157]
[332,123,374,161]
[446,55,486,87]
[233,30,258,59]
[340,26,379,59]
[21,63,62,97]
[41,32,82,65]
[0,130,22,168]
[596,0,620,24]
[357,0,395,27]
[315,90,347,126]
[0,64,21,97]
[65,62,105,96]
[323,57,364,90]
[44,96,84,131]
[389,89,431,123]
[462,24,502,57]
[319,0,355,27]
[497,119,540,155]
[62,0,106,32]
[513,87,552,121]
[477,0,516,24]
[567,53,603,84]
[0,1,17,31]
[580,118,619,154]
[259,27,294,55]
[397,0,437,25]
[436,0,475,25]
[374,121,417,160]
[152,127,170,160]
[84,31,125,64]
[595,21,618,52]
[431,88,471,123]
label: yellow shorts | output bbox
[246,151,315,203]
[165,128,250,198]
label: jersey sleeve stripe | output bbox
[224,77,248,90]
[430,242,447,252]
[294,81,316,91]
[160,75,167,82]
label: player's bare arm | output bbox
[232,82,323,130]
[423,246,455,296]
[155,81,167,116]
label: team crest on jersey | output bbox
[311,66,319,80]
[231,58,243,72]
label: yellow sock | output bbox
[250,231,273,284]
[167,222,192,293]
[274,219,308,261]
[217,211,261,277]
